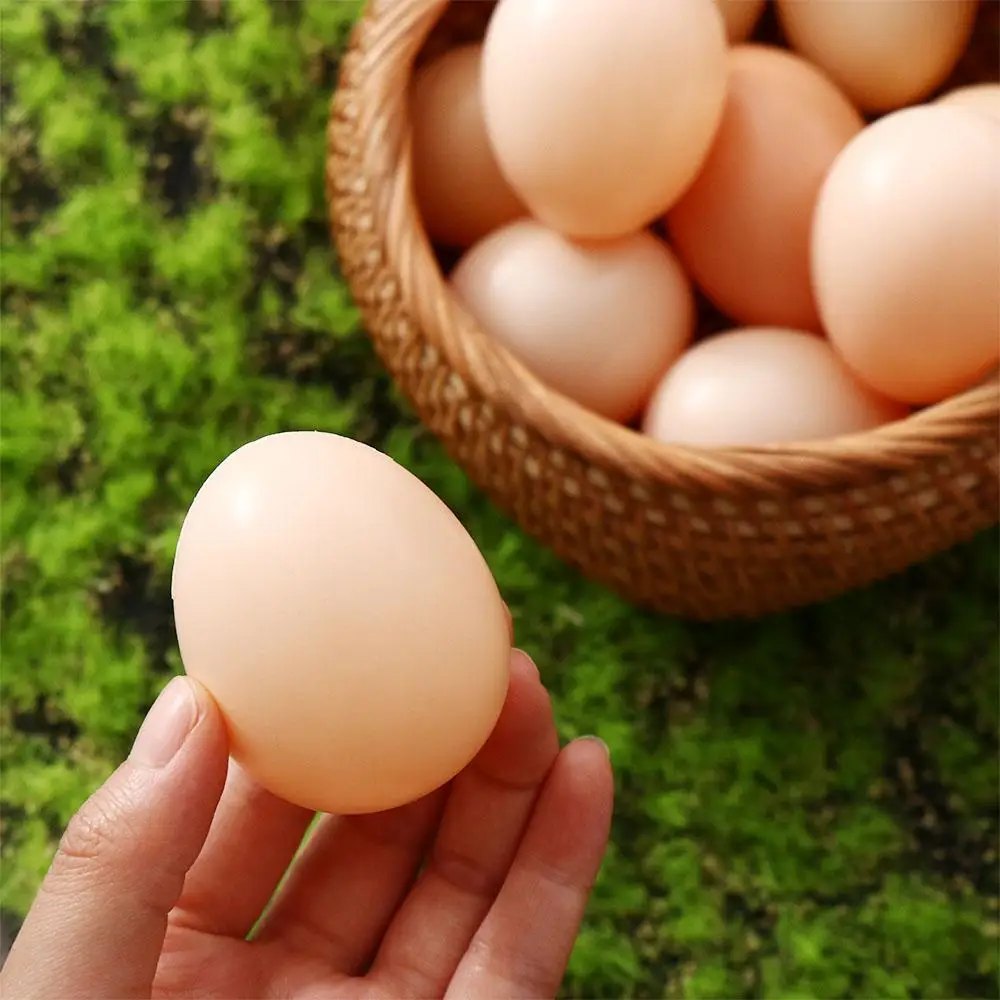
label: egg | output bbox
[410,44,526,248]
[776,0,979,113]
[450,220,695,423]
[666,45,864,331]
[715,0,766,42]
[171,431,510,815]
[642,328,908,447]
[481,0,728,239]
[812,105,1000,405]
[937,83,1000,123]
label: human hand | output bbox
[1,648,613,999]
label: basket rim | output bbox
[328,0,1000,493]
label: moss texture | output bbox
[2,2,998,996]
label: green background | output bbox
[2,1,997,996]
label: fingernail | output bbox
[129,676,200,769]
[511,647,540,679]
[579,735,610,758]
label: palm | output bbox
[155,932,384,999]
[152,654,613,1000]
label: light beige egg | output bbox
[410,44,526,248]
[715,0,766,42]
[667,44,864,331]
[451,220,695,422]
[642,328,908,447]
[172,432,510,815]
[936,83,1000,124]
[776,0,979,113]
[812,105,1000,405]
[481,0,728,239]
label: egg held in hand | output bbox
[642,328,908,447]
[171,432,511,816]
[410,43,526,248]
[667,44,864,331]
[812,105,1000,406]
[481,0,728,239]
[451,220,695,423]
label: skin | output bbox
[1,630,614,1000]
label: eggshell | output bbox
[776,0,979,113]
[172,431,511,816]
[410,44,526,248]
[936,83,1000,123]
[451,220,695,423]
[812,105,1000,405]
[666,45,864,331]
[642,328,908,447]
[715,0,766,42]
[481,0,728,239]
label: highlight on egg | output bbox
[641,328,909,448]
[811,104,1000,405]
[450,219,695,422]
[172,431,511,816]
[480,0,729,239]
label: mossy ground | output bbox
[2,2,998,997]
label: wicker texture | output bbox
[327,0,1000,620]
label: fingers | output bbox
[0,677,229,1000]
[371,650,558,997]
[445,737,614,1000]
[251,787,446,972]
[167,759,315,939]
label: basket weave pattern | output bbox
[327,0,1000,619]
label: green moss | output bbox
[2,2,997,996]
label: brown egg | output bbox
[172,432,511,815]
[812,106,1000,405]
[776,0,979,113]
[936,84,1000,124]
[714,0,766,42]
[481,0,728,239]
[642,327,908,447]
[451,220,695,422]
[410,44,526,248]
[666,45,864,331]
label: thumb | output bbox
[1,676,229,1000]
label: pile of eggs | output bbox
[411,0,1000,448]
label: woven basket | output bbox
[327,0,1000,620]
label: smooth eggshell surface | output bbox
[481,0,728,238]
[172,432,511,815]
[410,44,526,248]
[776,0,979,113]
[451,220,695,422]
[667,45,864,331]
[936,83,1000,123]
[714,0,766,42]
[812,105,1000,405]
[642,328,908,447]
